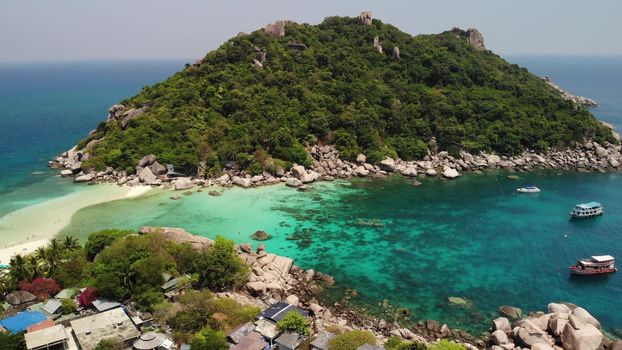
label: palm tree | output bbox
[43,238,63,276]
[27,255,42,280]
[9,254,29,283]
[61,236,80,252]
[35,246,47,260]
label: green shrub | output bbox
[328,330,377,350]
[0,331,26,350]
[428,340,466,350]
[84,229,134,261]
[193,236,249,291]
[385,336,427,350]
[60,298,77,314]
[190,328,229,350]
[276,311,311,336]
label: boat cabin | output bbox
[570,202,603,218]
[570,255,617,275]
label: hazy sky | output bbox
[1,0,621,63]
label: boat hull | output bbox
[517,188,540,193]
[570,267,617,275]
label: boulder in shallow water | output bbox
[60,169,73,177]
[448,296,469,305]
[499,305,522,318]
[442,166,460,179]
[285,177,303,187]
[173,177,194,190]
[251,230,271,241]
[232,176,251,188]
[74,173,95,183]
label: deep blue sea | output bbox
[2,56,622,335]
[0,60,187,216]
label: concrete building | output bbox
[70,308,140,350]
[25,325,71,350]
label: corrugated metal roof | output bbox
[227,322,255,344]
[258,302,308,322]
[43,299,62,315]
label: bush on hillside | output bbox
[328,330,377,350]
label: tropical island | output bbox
[52,12,617,186]
[2,10,621,350]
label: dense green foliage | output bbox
[385,336,427,350]
[84,229,134,261]
[276,311,311,336]
[153,289,259,340]
[0,332,26,350]
[428,340,467,350]
[328,330,377,350]
[190,328,229,350]
[193,236,250,291]
[60,298,78,314]
[80,16,613,175]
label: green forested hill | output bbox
[79,16,614,175]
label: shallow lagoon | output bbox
[60,171,622,334]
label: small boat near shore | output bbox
[570,255,617,275]
[516,186,540,193]
[570,202,603,218]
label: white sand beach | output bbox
[0,184,151,264]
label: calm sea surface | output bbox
[1,56,622,335]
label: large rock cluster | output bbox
[490,302,617,350]
[264,20,292,37]
[466,28,486,51]
[105,104,148,129]
[52,138,622,190]
[543,77,597,107]
[359,11,373,26]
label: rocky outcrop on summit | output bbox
[264,20,292,37]
[359,11,373,26]
[466,28,485,51]
[543,77,597,107]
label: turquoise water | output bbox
[2,56,622,334]
[60,171,622,334]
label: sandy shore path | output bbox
[0,184,151,264]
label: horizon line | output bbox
[1,53,622,65]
